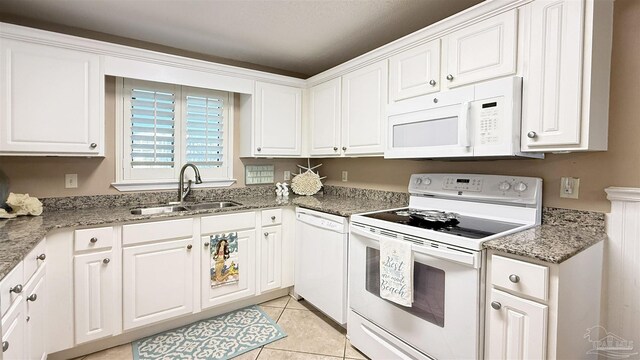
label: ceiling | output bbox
[0,0,483,78]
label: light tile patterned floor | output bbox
[79,296,368,360]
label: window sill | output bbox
[111,179,237,192]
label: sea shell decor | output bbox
[291,160,326,196]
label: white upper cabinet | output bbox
[441,10,518,89]
[309,78,342,156]
[0,38,104,156]
[389,39,441,102]
[341,60,388,156]
[253,82,302,156]
[521,0,612,152]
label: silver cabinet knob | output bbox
[264,232,269,237]
[37,253,46,261]
[446,74,454,81]
[102,258,110,264]
[204,242,210,247]
[186,244,193,250]
[429,79,436,86]
[491,301,502,310]
[257,147,262,152]
[433,98,438,103]
[9,284,23,294]
[27,294,37,302]
[271,216,276,221]
[527,131,537,139]
[509,274,520,283]
[333,147,338,151]
[26,316,30,322]
[342,146,347,151]
[90,143,98,148]
[2,341,8,352]
[90,237,98,243]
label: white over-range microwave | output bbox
[385,76,543,159]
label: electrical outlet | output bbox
[284,171,291,181]
[342,171,348,182]
[560,177,580,199]
[65,174,78,189]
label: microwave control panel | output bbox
[476,97,503,145]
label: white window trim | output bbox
[113,77,236,192]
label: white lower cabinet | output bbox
[201,229,256,309]
[487,288,548,360]
[122,238,194,330]
[259,225,282,293]
[1,299,26,360]
[74,250,116,344]
[24,266,46,360]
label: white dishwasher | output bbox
[295,207,349,325]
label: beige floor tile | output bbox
[257,348,342,359]
[232,347,262,360]
[266,309,346,357]
[83,344,133,360]
[285,298,318,311]
[260,305,285,322]
[344,339,368,359]
[260,295,291,308]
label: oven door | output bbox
[349,225,482,360]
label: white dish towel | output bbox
[379,237,414,307]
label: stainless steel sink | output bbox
[186,201,242,210]
[130,205,189,215]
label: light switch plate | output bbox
[284,171,291,181]
[560,177,580,199]
[65,174,78,189]
[342,171,348,182]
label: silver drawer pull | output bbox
[37,253,46,261]
[509,274,520,283]
[333,147,338,151]
[429,79,436,86]
[90,237,98,243]
[271,216,276,221]
[9,284,23,294]
[491,301,502,310]
[187,244,193,250]
[90,143,98,148]
[264,232,269,237]
[204,242,210,247]
[2,341,8,352]
[527,131,537,139]
[27,294,37,302]
[446,74,454,81]
[103,258,110,264]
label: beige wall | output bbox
[1,0,639,211]
[0,77,301,198]
[320,0,640,213]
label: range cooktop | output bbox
[363,208,524,239]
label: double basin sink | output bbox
[130,201,242,215]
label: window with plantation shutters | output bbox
[119,78,232,185]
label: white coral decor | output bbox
[291,160,326,196]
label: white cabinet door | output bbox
[389,40,441,102]
[309,78,342,156]
[254,82,302,156]
[0,39,103,155]
[74,250,115,344]
[259,226,282,293]
[1,299,26,360]
[24,266,46,360]
[341,60,388,155]
[487,288,548,360]
[201,230,256,309]
[521,0,584,149]
[123,238,193,330]
[442,10,517,89]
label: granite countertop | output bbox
[483,208,607,263]
[0,192,407,280]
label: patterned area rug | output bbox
[133,305,286,360]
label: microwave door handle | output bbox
[458,101,471,147]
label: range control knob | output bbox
[514,182,528,193]
[415,178,423,185]
[423,177,432,185]
[498,181,512,192]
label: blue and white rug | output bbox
[133,305,286,360]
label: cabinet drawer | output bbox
[201,211,255,234]
[491,255,549,302]
[123,218,193,246]
[75,227,114,252]
[0,263,24,317]
[23,239,46,283]
[261,209,282,226]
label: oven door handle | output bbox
[350,225,479,268]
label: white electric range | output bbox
[347,173,542,360]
